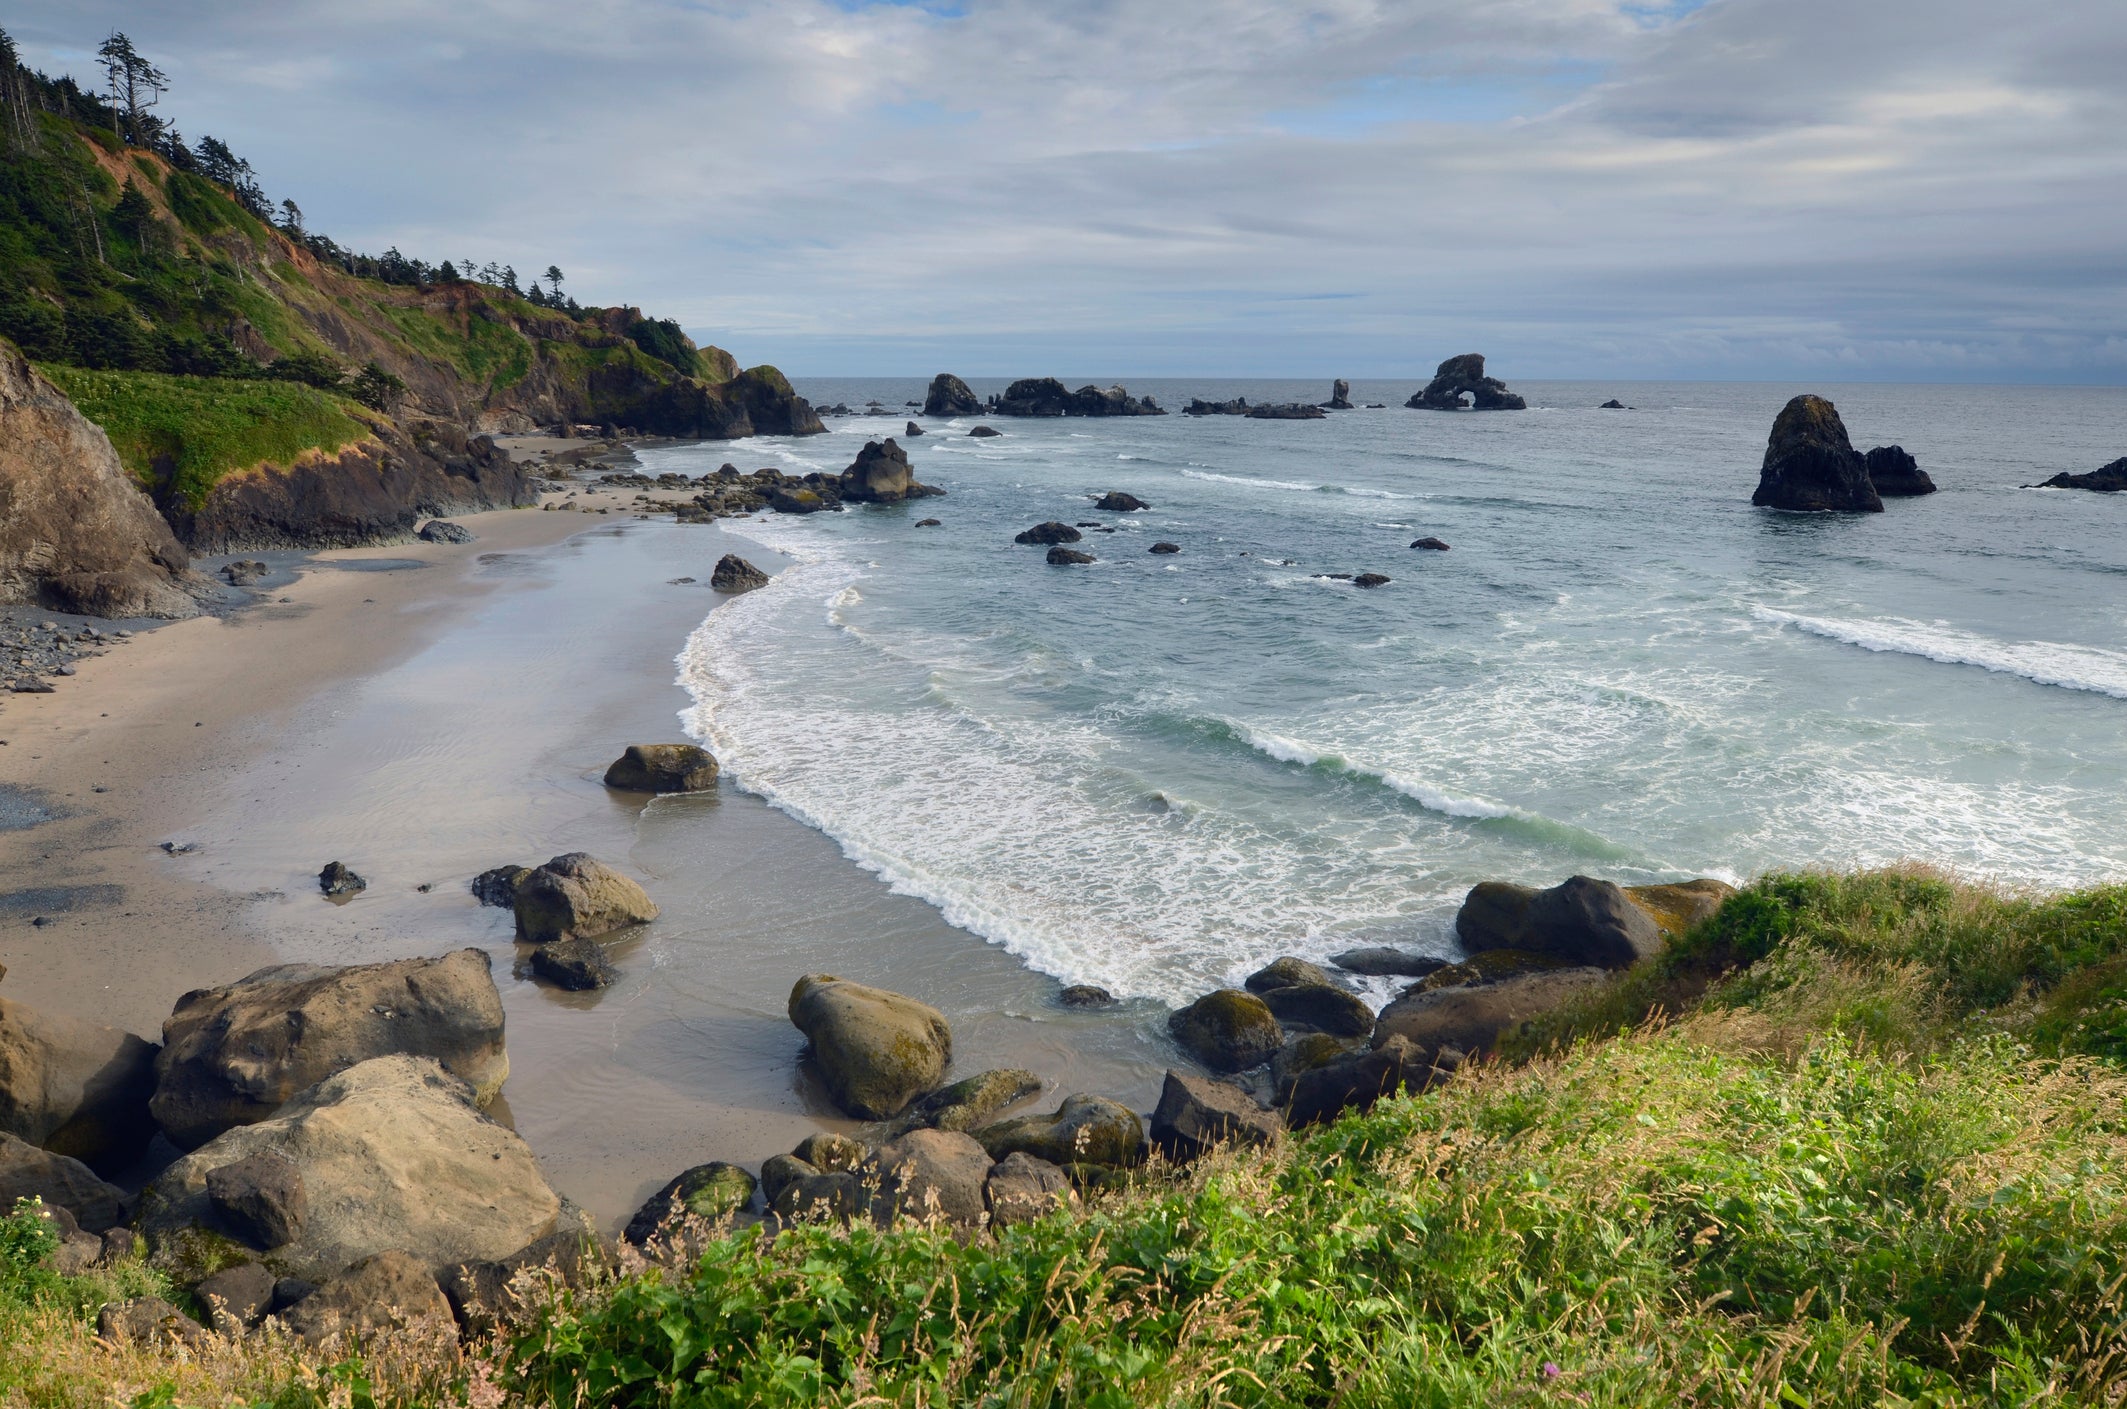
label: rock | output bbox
[709,554,770,593]
[1149,1070,1281,1162]
[1599,399,1627,409]
[1623,879,1737,940]
[318,861,366,898]
[1352,573,1390,588]
[1410,537,1450,551]
[0,996,159,1167]
[2029,457,2127,492]
[0,344,201,619]
[529,938,616,991]
[915,518,941,527]
[1752,395,1884,512]
[1269,1031,1361,1093]
[221,560,268,586]
[9,679,54,693]
[887,1068,1042,1136]
[767,486,829,514]
[985,1152,1078,1226]
[1329,947,1447,979]
[1454,875,1666,970]
[1149,542,1181,555]
[792,1133,868,1172]
[1243,957,1341,994]
[1404,949,1575,994]
[757,1154,817,1209]
[1014,522,1082,545]
[1246,403,1327,420]
[440,1226,613,1332]
[904,420,925,437]
[975,1093,1144,1171]
[788,974,952,1120]
[923,373,982,418]
[470,865,530,908]
[1406,354,1526,411]
[1279,1035,1438,1127]
[1168,990,1283,1073]
[196,1260,277,1330]
[142,1056,560,1282]
[603,743,719,792]
[1257,983,1374,1038]
[623,1162,757,1245]
[206,1149,308,1248]
[282,1249,454,1345]
[1322,379,1353,410]
[1864,446,1936,497]
[416,520,473,544]
[872,1128,992,1228]
[513,853,659,944]
[151,948,508,1150]
[1184,397,1249,416]
[1046,546,1095,565]
[98,1296,207,1348]
[98,1226,140,1264]
[0,1132,127,1231]
[49,1227,103,1276]
[1057,985,1115,1008]
[994,379,1163,418]
[1094,492,1149,511]
[968,426,1001,438]
[1372,968,1611,1066]
[767,1164,866,1224]
[840,438,941,503]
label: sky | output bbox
[10,0,2126,381]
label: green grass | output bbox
[40,365,377,507]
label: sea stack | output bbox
[1322,379,1353,410]
[923,373,981,417]
[1864,445,1936,496]
[1752,395,1884,512]
[1406,354,1525,411]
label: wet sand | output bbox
[0,481,1173,1227]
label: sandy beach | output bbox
[0,467,1171,1227]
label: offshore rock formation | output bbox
[1752,395,1884,512]
[2029,457,2127,492]
[923,373,982,417]
[1406,354,1526,411]
[1183,397,1249,416]
[1864,445,1936,497]
[1322,379,1353,410]
[992,379,1165,417]
[840,438,942,503]
[0,342,202,617]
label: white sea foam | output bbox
[1179,469,1321,492]
[1755,608,2127,700]
[1236,726,1518,820]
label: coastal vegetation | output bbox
[5,866,2125,1406]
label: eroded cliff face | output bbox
[0,343,202,618]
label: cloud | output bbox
[7,0,2123,379]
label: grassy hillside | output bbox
[4,868,2125,1407]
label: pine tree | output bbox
[96,32,168,146]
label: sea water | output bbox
[641,378,2127,1005]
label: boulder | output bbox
[206,1149,307,1248]
[904,420,925,437]
[792,1133,868,1172]
[1149,1071,1281,1162]
[1371,968,1611,1067]
[416,520,474,544]
[1243,957,1341,994]
[1406,354,1526,411]
[1094,492,1149,511]
[318,861,366,898]
[1057,985,1115,1008]
[886,1068,1042,1136]
[871,1129,992,1228]
[915,518,941,527]
[0,995,158,1167]
[709,554,771,593]
[2030,457,2127,492]
[441,1227,613,1333]
[282,1249,454,1345]
[1623,879,1736,940]
[1864,445,1935,497]
[1014,522,1082,545]
[840,438,941,503]
[1183,398,1249,416]
[788,974,952,1120]
[1257,983,1373,1038]
[1246,403,1327,420]
[768,1164,866,1224]
[1752,395,1883,512]
[622,1162,757,1245]
[1599,399,1628,410]
[1453,876,1665,970]
[1279,1035,1438,1127]
[967,426,1002,438]
[1269,1032,1362,1094]
[975,1093,1144,1171]
[985,1152,1078,1226]
[923,373,983,418]
[1329,947,1447,979]
[1046,546,1095,565]
[514,853,659,944]
[1168,990,1283,1073]
[1404,949,1575,994]
[1323,379,1353,410]
[994,379,1162,418]
[196,1260,278,1331]
[141,1055,560,1282]
[602,744,718,793]
[1352,573,1390,588]
[1149,542,1181,555]
[0,1132,127,1232]
[1410,537,1450,551]
[758,1153,818,1209]
[97,1296,207,1348]
[767,486,829,514]
[470,865,530,908]
[151,948,508,1150]
[529,938,616,991]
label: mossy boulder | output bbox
[1624,879,1737,940]
[1243,957,1341,995]
[885,1068,1042,1136]
[1168,989,1283,1073]
[1453,876,1665,970]
[1372,968,1612,1067]
[623,1162,757,1244]
[788,975,953,1120]
[513,853,660,944]
[1406,948,1576,994]
[975,1093,1145,1171]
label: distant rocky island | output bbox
[1752,394,1936,511]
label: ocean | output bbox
[639,378,2127,1006]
